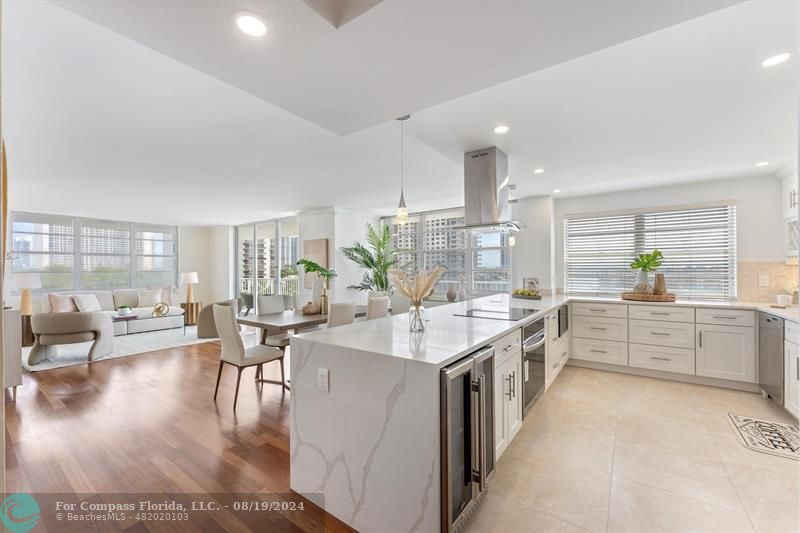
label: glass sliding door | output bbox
[278,218,299,307]
[236,224,256,315]
[255,221,277,305]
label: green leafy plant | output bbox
[630,249,664,272]
[118,305,130,309]
[340,223,411,293]
[296,259,337,284]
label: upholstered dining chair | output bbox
[213,304,287,411]
[366,296,390,320]
[257,294,292,353]
[327,302,355,328]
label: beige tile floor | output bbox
[465,366,800,533]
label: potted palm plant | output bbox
[340,223,409,294]
[296,259,337,315]
[630,249,663,293]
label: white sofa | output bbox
[40,288,185,336]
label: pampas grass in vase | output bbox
[388,266,446,332]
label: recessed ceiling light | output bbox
[761,52,792,68]
[552,189,561,194]
[755,161,770,167]
[235,12,268,37]
[494,125,509,134]
[534,168,544,174]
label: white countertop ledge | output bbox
[292,294,799,368]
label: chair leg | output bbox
[213,361,224,401]
[279,357,286,389]
[255,364,263,381]
[233,367,243,411]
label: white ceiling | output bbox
[2,1,797,226]
[49,0,737,135]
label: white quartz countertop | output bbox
[293,294,799,368]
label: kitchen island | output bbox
[289,294,563,532]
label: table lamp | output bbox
[180,271,199,303]
[14,273,42,316]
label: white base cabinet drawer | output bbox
[629,343,695,375]
[572,338,628,366]
[629,319,695,349]
[573,316,628,342]
[572,302,628,319]
[628,305,694,323]
[696,308,755,327]
[786,321,800,345]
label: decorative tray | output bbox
[621,292,676,302]
[511,294,542,300]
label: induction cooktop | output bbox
[453,307,538,321]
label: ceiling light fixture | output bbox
[552,189,561,194]
[755,161,770,167]
[534,168,544,174]
[761,52,792,67]
[494,125,509,134]
[395,115,411,225]
[235,12,268,37]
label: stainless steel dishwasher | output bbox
[759,312,784,406]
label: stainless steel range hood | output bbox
[455,147,522,232]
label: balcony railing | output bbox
[240,276,300,296]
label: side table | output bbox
[21,314,34,347]
[181,302,203,326]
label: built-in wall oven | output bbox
[522,318,546,418]
[440,346,494,533]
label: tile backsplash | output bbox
[737,261,798,303]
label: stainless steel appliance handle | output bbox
[476,374,486,490]
[523,331,546,351]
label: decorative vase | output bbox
[320,289,329,316]
[117,307,131,316]
[311,280,323,307]
[446,285,457,302]
[653,273,667,295]
[409,303,426,332]
[634,271,652,294]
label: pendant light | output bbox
[395,114,411,224]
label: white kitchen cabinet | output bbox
[696,324,756,383]
[494,352,522,459]
[785,340,800,419]
[546,333,570,387]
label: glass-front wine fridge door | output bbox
[441,358,474,530]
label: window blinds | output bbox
[564,204,737,299]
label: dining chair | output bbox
[257,294,292,353]
[213,305,287,411]
[366,296,390,320]
[327,302,356,328]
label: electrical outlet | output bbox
[758,273,770,287]
[317,368,329,393]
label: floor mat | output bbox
[728,413,799,460]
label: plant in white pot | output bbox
[630,249,663,294]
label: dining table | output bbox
[236,306,369,345]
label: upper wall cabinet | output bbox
[783,173,798,220]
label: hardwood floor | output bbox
[5,341,353,532]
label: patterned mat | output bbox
[728,413,799,460]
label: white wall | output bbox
[550,174,785,289]
[297,209,336,305]
[333,208,380,305]
[177,226,214,305]
[208,226,234,302]
[511,196,554,292]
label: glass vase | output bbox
[409,303,426,332]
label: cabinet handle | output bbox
[505,375,512,400]
[650,332,671,336]
[711,315,736,320]
[503,344,515,352]
[510,371,516,399]
[649,312,670,316]
[699,331,703,348]
[797,357,799,381]
[552,362,559,368]
[590,327,608,331]
[562,352,568,357]
[590,349,607,354]
[650,356,671,362]
[589,308,607,312]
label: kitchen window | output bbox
[10,212,178,292]
[382,207,511,294]
[564,203,737,299]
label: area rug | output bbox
[21,327,254,372]
[728,413,799,460]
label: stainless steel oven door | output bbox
[522,329,546,418]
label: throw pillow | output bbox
[138,288,162,307]
[73,293,102,312]
[48,293,77,313]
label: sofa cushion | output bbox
[138,288,162,307]
[73,293,102,312]
[41,291,115,312]
[113,289,140,309]
[48,293,77,313]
